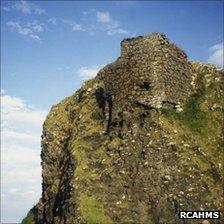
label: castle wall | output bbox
[98,33,192,110]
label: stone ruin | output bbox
[97,33,192,112]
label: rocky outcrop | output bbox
[23,33,223,224]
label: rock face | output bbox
[23,33,223,224]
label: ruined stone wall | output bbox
[97,33,192,112]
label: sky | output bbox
[1,0,223,222]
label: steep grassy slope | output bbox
[21,206,37,224]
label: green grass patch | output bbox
[21,207,37,224]
[163,90,208,134]
[79,194,113,224]
[162,69,210,134]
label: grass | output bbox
[79,194,113,224]
[163,90,208,134]
[21,207,36,224]
[162,68,212,135]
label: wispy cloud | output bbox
[7,21,44,41]
[96,11,111,23]
[48,17,57,25]
[5,7,129,39]
[207,43,223,67]
[48,18,84,31]
[76,66,103,80]
[33,7,46,16]
[66,10,130,36]
[95,11,129,36]
[14,0,32,14]
[28,21,44,32]
[2,0,46,15]
[106,27,129,36]
[61,19,84,32]
[1,90,47,222]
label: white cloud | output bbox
[107,28,129,36]
[45,11,129,37]
[33,7,45,15]
[96,11,111,23]
[29,23,44,32]
[71,10,130,36]
[1,91,47,222]
[95,11,129,36]
[1,89,6,95]
[7,21,32,35]
[14,0,31,14]
[1,93,47,130]
[1,93,25,109]
[7,21,44,41]
[61,19,84,32]
[10,0,46,15]
[207,43,223,67]
[71,23,83,31]
[105,21,129,36]
[48,17,57,25]
[83,11,89,16]
[76,66,103,80]
[29,34,41,41]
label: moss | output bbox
[163,89,209,134]
[21,206,37,224]
[72,139,94,180]
[79,194,113,224]
[95,145,107,160]
[162,64,223,142]
[162,67,222,135]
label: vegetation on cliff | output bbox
[22,34,223,224]
[21,206,37,224]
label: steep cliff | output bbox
[22,33,223,224]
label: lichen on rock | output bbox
[23,33,223,224]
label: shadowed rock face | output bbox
[22,33,223,224]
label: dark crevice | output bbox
[95,87,126,136]
[162,101,176,109]
[40,132,76,224]
[135,101,153,110]
[139,81,151,90]
[94,88,114,134]
[51,132,75,224]
[95,87,106,116]
[106,93,113,133]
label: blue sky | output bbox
[1,0,223,222]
